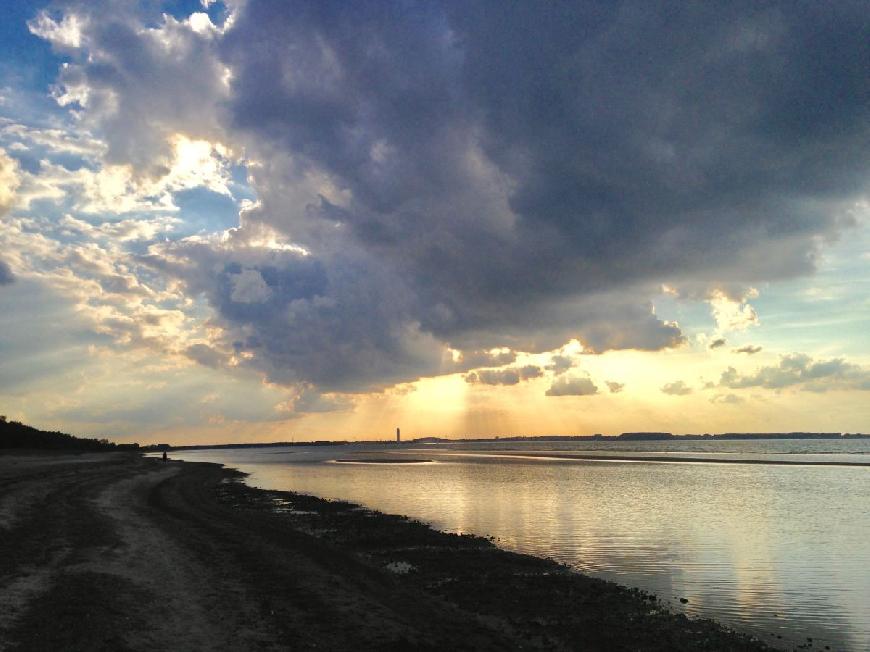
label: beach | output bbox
[0,452,772,651]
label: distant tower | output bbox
[396,427,401,443]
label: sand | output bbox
[0,452,775,651]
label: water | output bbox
[169,439,870,650]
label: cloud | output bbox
[24,1,870,396]
[27,11,86,50]
[142,239,447,391]
[605,381,625,394]
[546,376,598,397]
[452,348,517,371]
[0,148,19,215]
[0,278,107,393]
[275,384,351,417]
[229,268,272,304]
[518,365,544,380]
[54,214,179,244]
[719,354,870,392]
[709,337,727,349]
[10,137,233,216]
[562,300,686,354]
[661,380,693,396]
[30,7,230,178]
[546,354,574,375]
[45,364,299,428]
[184,343,228,369]
[734,344,762,354]
[0,259,14,285]
[466,365,542,386]
[710,393,744,405]
[708,289,759,333]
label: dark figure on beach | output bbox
[162,450,167,462]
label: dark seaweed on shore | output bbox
[215,468,776,651]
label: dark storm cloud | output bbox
[230,2,865,265]
[44,1,869,392]
[142,237,445,392]
[212,1,866,386]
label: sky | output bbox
[0,0,868,444]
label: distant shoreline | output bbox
[155,432,869,452]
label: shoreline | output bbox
[0,452,776,650]
[421,450,870,467]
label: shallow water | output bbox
[171,439,870,650]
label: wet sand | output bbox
[0,452,774,650]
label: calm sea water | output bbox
[169,439,870,650]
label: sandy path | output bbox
[80,466,270,651]
[0,455,284,651]
[0,455,508,651]
[0,454,132,647]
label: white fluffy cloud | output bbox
[30,6,231,177]
[27,11,85,50]
[708,289,759,333]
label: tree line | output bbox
[0,416,135,451]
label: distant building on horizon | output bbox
[396,427,401,443]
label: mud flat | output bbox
[0,452,776,650]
